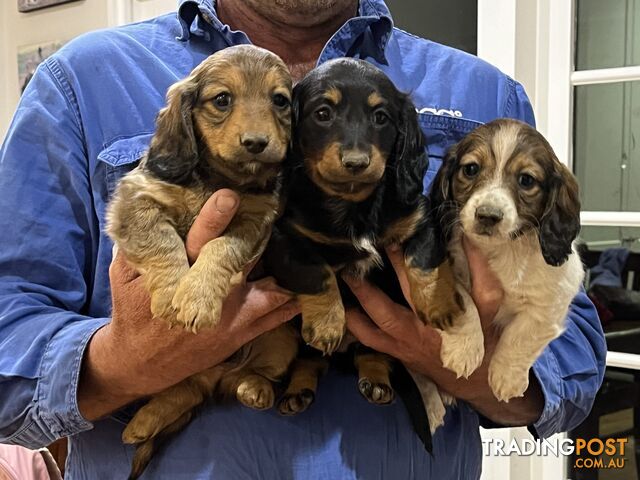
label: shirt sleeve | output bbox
[499,78,607,438]
[0,59,110,448]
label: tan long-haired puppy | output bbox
[107,45,293,333]
[106,45,299,478]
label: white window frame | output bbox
[546,1,640,229]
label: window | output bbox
[574,0,640,253]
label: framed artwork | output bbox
[18,0,81,13]
[17,41,65,93]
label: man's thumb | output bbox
[186,189,240,263]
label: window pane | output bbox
[574,81,640,213]
[576,0,640,70]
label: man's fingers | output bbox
[462,236,503,323]
[342,275,410,337]
[345,308,397,354]
[109,251,141,285]
[186,189,240,263]
[385,244,415,311]
[222,277,294,324]
[251,300,301,335]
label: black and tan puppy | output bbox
[106,45,299,478]
[262,58,459,417]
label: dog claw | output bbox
[277,389,315,415]
[301,324,344,355]
[358,378,395,405]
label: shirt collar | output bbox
[176,0,393,61]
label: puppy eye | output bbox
[462,163,480,178]
[213,92,232,110]
[373,110,389,126]
[315,107,332,123]
[272,94,290,109]
[518,173,536,189]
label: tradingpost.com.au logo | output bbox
[483,437,628,470]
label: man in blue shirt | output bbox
[0,0,606,478]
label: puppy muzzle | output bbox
[461,187,518,239]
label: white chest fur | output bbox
[350,236,383,278]
[448,231,584,329]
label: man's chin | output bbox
[245,0,353,27]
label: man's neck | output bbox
[216,0,357,81]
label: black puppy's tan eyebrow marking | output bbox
[323,87,342,105]
[367,91,384,107]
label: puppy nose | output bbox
[475,206,504,226]
[341,152,370,172]
[240,134,269,154]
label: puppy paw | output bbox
[236,375,275,411]
[277,389,315,416]
[171,270,226,332]
[301,308,345,355]
[439,391,456,407]
[358,378,395,405]
[302,322,345,355]
[488,360,529,402]
[122,411,164,445]
[406,263,462,330]
[414,294,460,330]
[149,285,178,322]
[426,395,447,434]
[439,328,484,379]
[410,372,447,433]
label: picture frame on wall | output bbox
[18,0,81,13]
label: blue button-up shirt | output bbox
[0,1,606,478]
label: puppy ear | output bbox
[430,146,458,208]
[392,95,428,205]
[290,83,303,146]
[145,77,199,184]
[291,83,303,126]
[539,164,581,266]
[428,144,460,237]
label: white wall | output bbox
[131,0,175,21]
[0,0,177,141]
[0,0,111,140]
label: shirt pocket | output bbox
[417,114,483,195]
[97,133,154,196]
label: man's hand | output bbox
[343,240,544,427]
[78,189,300,421]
